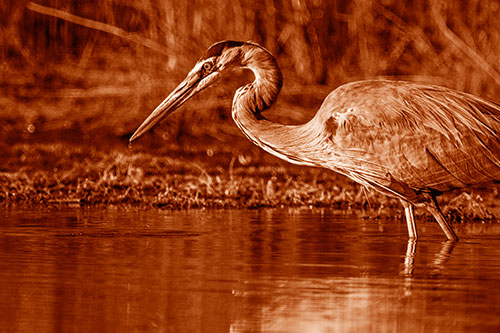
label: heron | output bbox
[130,40,500,241]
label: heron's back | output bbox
[313,80,500,197]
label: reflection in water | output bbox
[402,239,457,276]
[432,240,456,267]
[402,239,417,276]
[0,208,500,331]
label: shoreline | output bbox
[1,137,497,223]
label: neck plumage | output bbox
[231,45,323,167]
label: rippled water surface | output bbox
[1,207,500,332]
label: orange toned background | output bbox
[2,0,500,144]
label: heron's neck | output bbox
[231,45,321,166]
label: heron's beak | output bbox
[129,72,203,143]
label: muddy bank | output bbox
[1,134,497,224]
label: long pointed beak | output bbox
[129,73,201,143]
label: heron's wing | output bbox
[319,80,500,195]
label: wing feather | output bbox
[317,80,500,196]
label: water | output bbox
[1,208,500,332]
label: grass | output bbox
[1,1,500,222]
[1,137,498,223]
[3,0,500,136]
[0,138,383,209]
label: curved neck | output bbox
[234,44,282,115]
[231,45,322,166]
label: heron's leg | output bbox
[426,195,458,241]
[400,199,417,239]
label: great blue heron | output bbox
[130,40,500,241]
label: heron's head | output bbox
[129,40,248,143]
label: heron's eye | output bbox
[202,62,213,72]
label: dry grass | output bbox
[0,140,391,210]
[2,0,499,137]
[1,140,497,223]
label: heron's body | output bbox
[131,40,500,241]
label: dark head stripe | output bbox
[203,40,245,59]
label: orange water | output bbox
[0,208,499,331]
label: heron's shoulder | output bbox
[322,79,451,106]
[316,79,500,145]
[316,80,414,124]
[319,79,500,123]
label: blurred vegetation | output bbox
[2,0,500,138]
[1,0,500,216]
